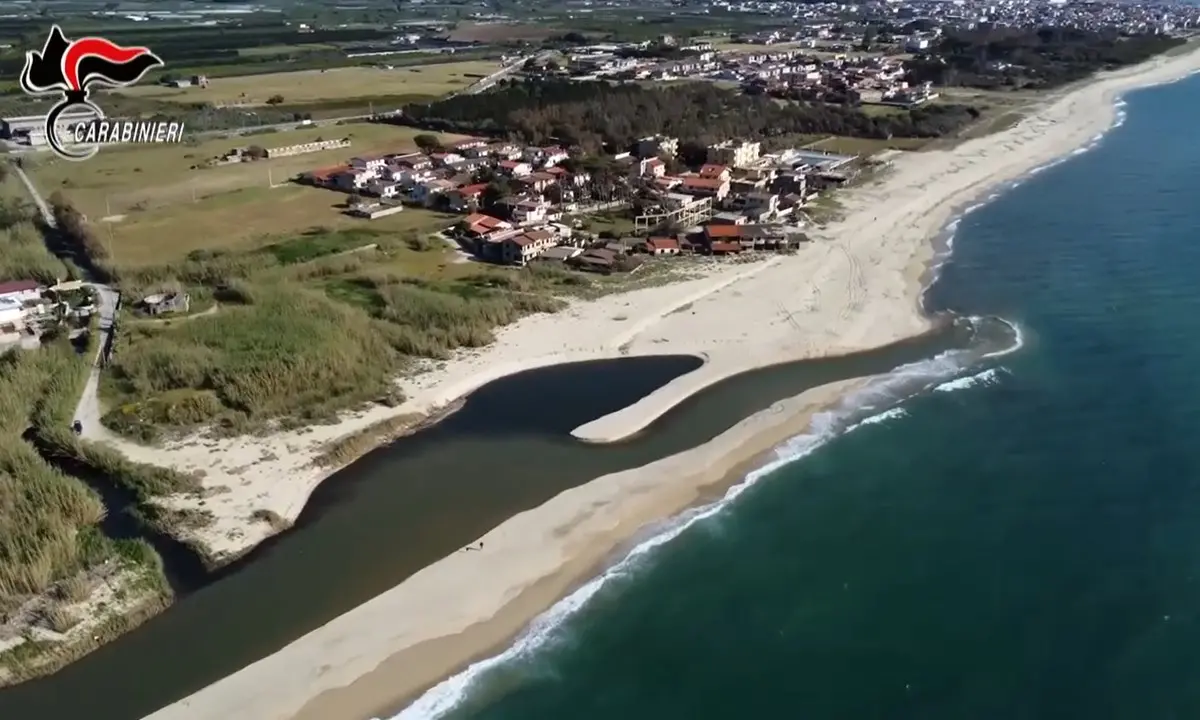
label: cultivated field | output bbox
[447,22,561,42]
[31,122,465,266]
[117,61,502,106]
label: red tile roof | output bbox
[699,163,728,178]
[704,224,743,238]
[464,213,505,228]
[0,279,40,295]
[647,237,680,251]
[459,183,488,196]
[682,177,725,190]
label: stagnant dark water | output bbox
[0,317,999,719]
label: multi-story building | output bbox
[707,140,761,168]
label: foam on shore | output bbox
[391,346,981,719]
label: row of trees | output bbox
[906,27,1185,90]
[397,80,980,153]
[48,192,114,284]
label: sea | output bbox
[391,72,1200,720]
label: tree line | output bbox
[48,193,115,284]
[396,80,980,153]
[906,27,1184,90]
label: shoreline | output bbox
[143,45,1200,720]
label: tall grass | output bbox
[103,268,566,436]
[103,283,401,437]
[0,345,106,603]
[0,174,67,283]
[0,216,69,285]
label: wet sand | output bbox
[143,43,1200,720]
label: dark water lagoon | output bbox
[406,74,1200,720]
[0,317,986,719]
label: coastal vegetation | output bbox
[75,212,566,440]
[395,81,982,151]
[0,194,70,285]
[905,27,1185,90]
[0,341,171,684]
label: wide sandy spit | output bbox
[141,46,1200,720]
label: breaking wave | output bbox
[389,322,1019,720]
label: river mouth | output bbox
[0,321,995,719]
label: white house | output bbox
[512,198,551,224]
[411,179,455,206]
[349,155,387,171]
[367,180,401,199]
[498,160,533,177]
[499,229,558,265]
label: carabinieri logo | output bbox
[19,25,183,161]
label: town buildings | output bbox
[301,123,854,271]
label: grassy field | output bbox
[29,123,466,266]
[88,184,456,269]
[236,43,339,57]
[117,61,502,106]
[447,23,561,42]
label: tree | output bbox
[266,94,285,105]
[481,182,506,210]
[347,193,364,207]
[244,145,268,160]
[413,133,441,153]
[859,27,877,52]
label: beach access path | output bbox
[141,40,1200,720]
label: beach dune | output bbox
[142,46,1200,720]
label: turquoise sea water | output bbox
[397,74,1200,720]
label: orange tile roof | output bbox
[465,213,505,228]
[682,177,725,189]
[704,224,743,238]
[307,165,349,181]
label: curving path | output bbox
[10,160,121,436]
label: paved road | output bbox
[205,113,377,138]
[10,160,119,432]
[454,52,548,97]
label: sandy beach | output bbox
[135,44,1200,720]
